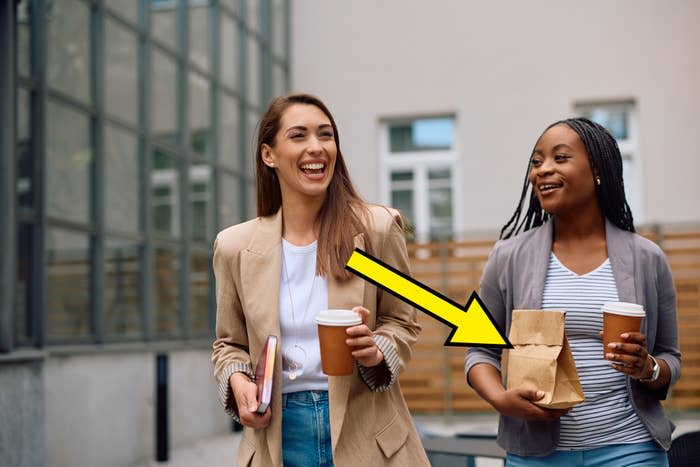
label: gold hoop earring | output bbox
[595,176,601,186]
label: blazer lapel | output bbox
[239,210,284,463]
[526,221,555,308]
[240,209,283,339]
[606,220,636,303]
[328,233,367,452]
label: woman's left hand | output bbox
[346,306,384,368]
[605,331,654,380]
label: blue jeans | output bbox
[506,442,668,467]
[282,390,334,467]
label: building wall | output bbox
[43,349,226,467]
[2,1,290,465]
[291,0,700,231]
[0,359,45,467]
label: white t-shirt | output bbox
[279,239,329,393]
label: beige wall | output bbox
[291,0,700,232]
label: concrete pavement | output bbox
[130,413,700,467]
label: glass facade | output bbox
[2,0,290,350]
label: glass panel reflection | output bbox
[105,0,139,22]
[106,19,138,124]
[246,0,260,32]
[46,228,91,339]
[221,0,238,13]
[219,173,242,229]
[17,0,31,77]
[247,111,260,175]
[106,125,140,233]
[47,0,91,103]
[585,108,629,140]
[220,94,240,170]
[391,190,414,225]
[151,0,177,48]
[428,168,453,239]
[46,101,91,224]
[389,117,454,153]
[272,0,286,59]
[16,223,33,344]
[152,148,180,238]
[272,64,286,100]
[190,164,211,242]
[189,3,210,70]
[189,72,211,159]
[151,50,178,142]
[221,16,239,91]
[154,247,180,336]
[190,252,211,335]
[246,181,256,220]
[391,171,415,236]
[17,87,33,208]
[247,37,260,106]
[105,238,141,338]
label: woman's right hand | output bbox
[492,387,570,421]
[229,372,271,429]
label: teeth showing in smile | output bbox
[539,183,561,192]
[300,162,325,170]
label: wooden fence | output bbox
[400,225,700,413]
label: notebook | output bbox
[255,335,277,414]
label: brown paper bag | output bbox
[506,310,584,409]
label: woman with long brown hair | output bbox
[212,93,429,466]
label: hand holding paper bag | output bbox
[506,310,585,409]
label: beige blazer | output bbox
[212,205,430,467]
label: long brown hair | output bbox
[255,93,372,280]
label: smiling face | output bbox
[261,103,337,203]
[528,123,599,216]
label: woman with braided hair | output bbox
[466,118,680,466]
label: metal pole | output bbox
[177,0,191,338]
[155,353,169,462]
[90,0,106,343]
[31,0,48,348]
[138,0,155,341]
[0,0,17,352]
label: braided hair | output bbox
[500,117,635,239]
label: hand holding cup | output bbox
[346,306,385,368]
[605,331,653,379]
[601,302,652,379]
[316,309,363,375]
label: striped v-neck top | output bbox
[541,252,652,449]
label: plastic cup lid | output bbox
[602,302,646,317]
[315,309,362,326]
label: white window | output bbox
[380,116,461,242]
[576,102,642,222]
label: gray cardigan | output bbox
[464,219,681,456]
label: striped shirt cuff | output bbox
[357,334,400,392]
[217,361,255,421]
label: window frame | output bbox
[575,101,642,223]
[379,116,463,243]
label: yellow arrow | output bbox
[346,248,511,348]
